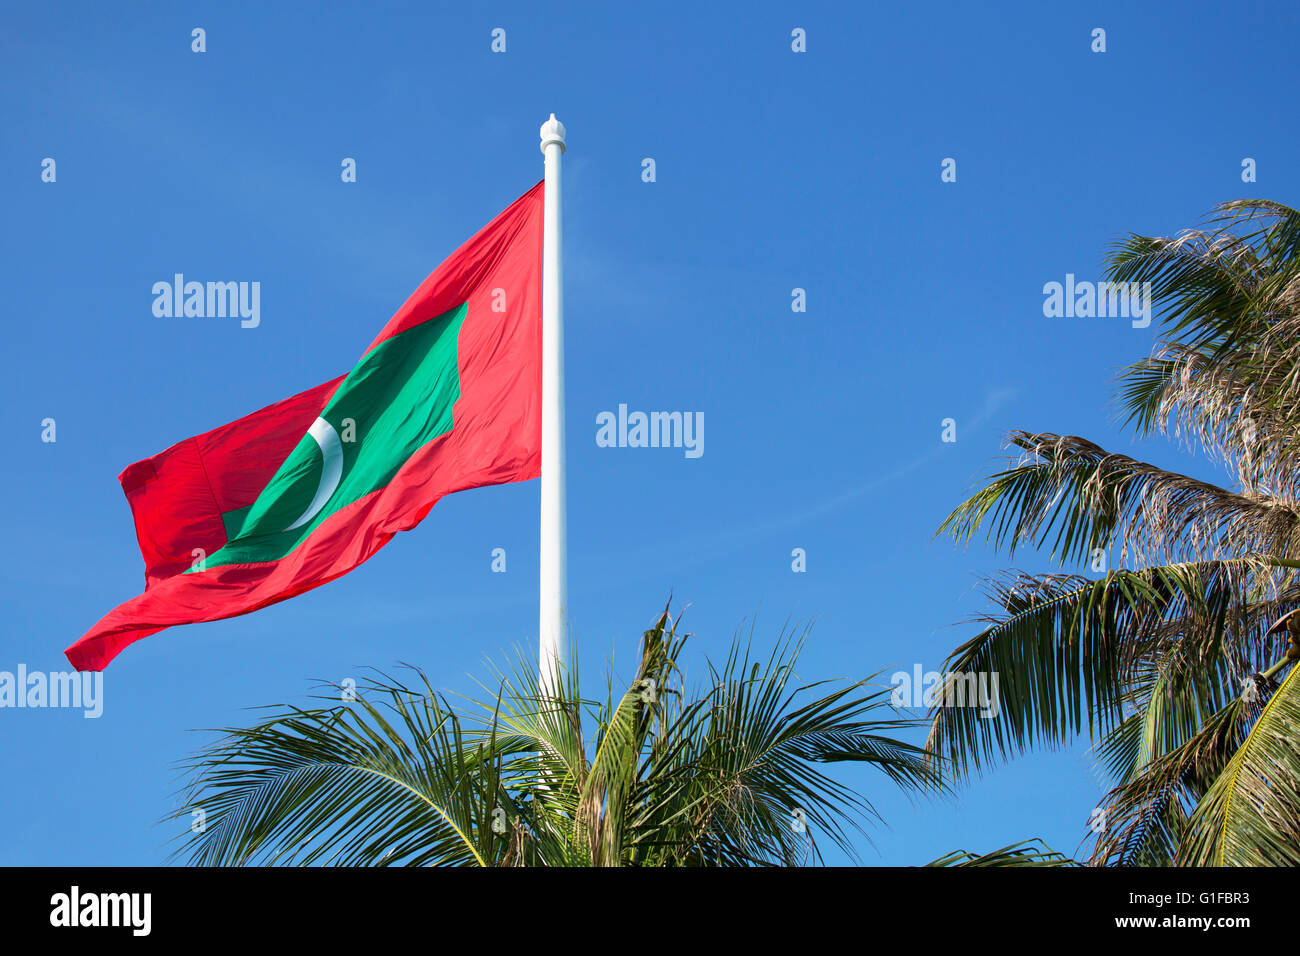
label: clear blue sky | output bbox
[2,0,1296,866]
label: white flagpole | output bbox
[538,114,567,698]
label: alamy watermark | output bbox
[1042,274,1152,328]
[152,274,260,328]
[50,886,150,936]
[890,664,1000,719]
[0,665,103,718]
[596,404,703,459]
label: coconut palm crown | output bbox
[170,606,938,866]
[928,199,1300,865]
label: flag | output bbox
[66,182,544,670]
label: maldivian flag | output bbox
[66,182,544,671]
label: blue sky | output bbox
[2,0,1297,865]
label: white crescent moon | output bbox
[284,417,344,531]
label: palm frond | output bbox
[926,562,1260,778]
[924,838,1077,867]
[1179,660,1300,865]
[169,671,514,866]
[938,432,1300,569]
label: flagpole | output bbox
[539,114,567,698]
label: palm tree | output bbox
[169,605,936,866]
[927,199,1300,865]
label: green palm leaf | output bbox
[924,838,1076,867]
[169,671,515,866]
[1180,661,1300,865]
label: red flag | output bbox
[67,182,544,670]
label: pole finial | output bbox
[540,113,566,154]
